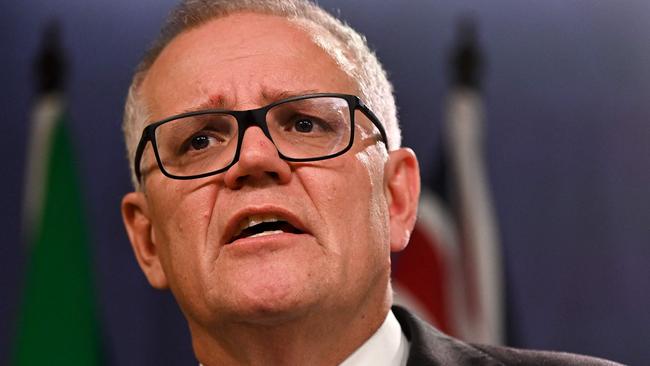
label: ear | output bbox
[384,148,420,253]
[121,192,169,289]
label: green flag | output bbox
[13,24,102,365]
[14,94,102,365]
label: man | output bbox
[120,1,620,365]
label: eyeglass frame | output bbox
[133,93,389,181]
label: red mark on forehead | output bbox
[205,94,229,109]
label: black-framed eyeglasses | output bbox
[133,93,388,181]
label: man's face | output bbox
[124,13,408,328]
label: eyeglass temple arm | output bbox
[133,127,152,182]
[356,101,389,149]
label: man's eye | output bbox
[183,133,223,153]
[190,135,211,150]
[294,119,314,133]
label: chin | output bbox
[224,289,316,326]
[208,267,323,325]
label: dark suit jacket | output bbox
[392,306,623,366]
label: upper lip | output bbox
[221,206,310,245]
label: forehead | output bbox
[141,12,357,118]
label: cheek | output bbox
[300,149,389,255]
[354,150,391,272]
[147,181,219,271]
[146,180,228,320]
[356,148,388,219]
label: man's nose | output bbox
[223,126,292,189]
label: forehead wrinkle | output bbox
[184,87,324,114]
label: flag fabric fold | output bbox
[392,87,504,345]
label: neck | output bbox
[192,289,392,366]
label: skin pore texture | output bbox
[121,12,420,366]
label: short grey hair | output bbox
[123,0,400,188]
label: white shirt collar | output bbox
[198,311,409,366]
[339,310,410,366]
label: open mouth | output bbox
[228,215,304,244]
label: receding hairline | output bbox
[133,9,349,90]
[132,11,363,129]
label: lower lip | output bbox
[225,232,310,252]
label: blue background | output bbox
[1,1,648,364]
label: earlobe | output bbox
[384,148,421,253]
[121,192,169,289]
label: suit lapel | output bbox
[392,306,503,366]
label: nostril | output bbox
[234,176,246,188]
[232,170,281,188]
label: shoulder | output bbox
[471,343,623,366]
[391,306,623,366]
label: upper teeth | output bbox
[235,215,283,236]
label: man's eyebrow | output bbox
[260,89,320,103]
[181,89,321,114]
[182,94,230,113]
